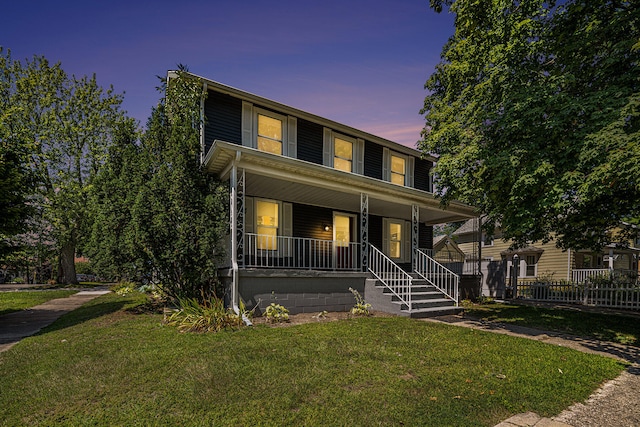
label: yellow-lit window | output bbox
[257,114,283,155]
[389,222,402,259]
[256,200,278,250]
[391,155,406,185]
[334,138,353,172]
[334,214,351,247]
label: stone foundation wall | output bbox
[221,269,368,315]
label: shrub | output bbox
[476,295,495,305]
[349,287,372,316]
[265,303,289,323]
[460,299,474,308]
[165,297,244,332]
[11,277,24,284]
[75,261,93,275]
[110,281,137,296]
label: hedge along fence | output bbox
[512,276,640,310]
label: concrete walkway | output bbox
[0,289,110,352]
[425,315,640,427]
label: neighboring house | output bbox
[431,235,466,275]
[455,219,640,298]
[183,72,477,316]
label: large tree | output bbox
[87,70,228,301]
[421,0,640,251]
[0,49,127,283]
[85,119,143,281]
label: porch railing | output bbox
[419,248,476,275]
[572,268,638,283]
[244,233,360,271]
[414,248,459,305]
[369,245,413,312]
[572,269,610,283]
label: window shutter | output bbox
[287,116,297,158]
[406,156,415,187]
[244,197,254,234]
[382,218,389,255]
[241,101,253,147]
[322,128,333,167]
[382,147,390,181]
[355,138,364,174]
[282,202,293,237]
[404,220,412,263]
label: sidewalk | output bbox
[425,315,640,427]
[0,289,110,352]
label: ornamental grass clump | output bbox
[349,287,372,316]
[165,297,244,333]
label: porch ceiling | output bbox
[245,173,467,223]
[205,140,476,224]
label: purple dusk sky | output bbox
[1,0,455,148]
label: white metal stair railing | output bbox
[414,248,459,305]
[368,245,413,312]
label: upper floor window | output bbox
[390,154,406,185]
[334,137,353,172]
[257,114,283,155]
[481,233,494,247]
[323,128,364,174]
[242,102,297,157]
[383,148,414,187]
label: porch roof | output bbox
[500,246,545,256]
[204,140,477,224]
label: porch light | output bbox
[324,225,331,232]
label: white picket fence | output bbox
[513,279,640,310]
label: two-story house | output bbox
[180,72,477,317]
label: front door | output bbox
[334,213,355,269]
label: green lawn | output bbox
[463,302,640,346]
[0,293,626,426]
[0,290,77,316]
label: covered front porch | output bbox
[205,140,477,314]
[572,246,639,283]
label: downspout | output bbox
[230,153,252,326]
[200,81,207,164]
[567,248,571,282]
[477,216,483,297]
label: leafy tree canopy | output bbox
[0,47,128,283]
[421,0,640,251]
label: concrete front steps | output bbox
[364,276,463,318]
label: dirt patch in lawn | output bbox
[250,310,395,327]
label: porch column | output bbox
[237,168,245,266]
[361,193,369,272]
[229,162,245,309]
[608,248,614,270]
[412,204,419,268]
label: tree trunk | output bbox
[57,243,78,285]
